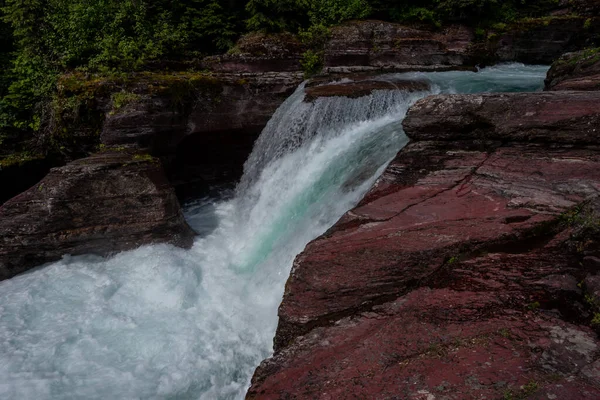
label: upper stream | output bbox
[0,64,548,399]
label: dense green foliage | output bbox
[0,0,568,153]
[0,0,246,150]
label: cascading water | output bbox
[0,64,548,400]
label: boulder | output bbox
[546,48,600,91]
[0,151,195,281]
[402,92,600,144]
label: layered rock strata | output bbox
[304,78,430,102]
[248,92,600,399]
[206,16,600,75]
[323,22,474,72]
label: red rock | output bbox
[324,21,475,72]
[247,93,600,398]
[304,79,430,102]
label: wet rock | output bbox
[0,151,195,281]
[304,78,430,102]
[546,48,600,91]
[402,92,600,144]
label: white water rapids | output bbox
[0,64,548,399]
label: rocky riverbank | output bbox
[247,57,600,399]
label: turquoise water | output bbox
[0,64,548,400]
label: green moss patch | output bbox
[0,152,45,168]
[111,91,141,111]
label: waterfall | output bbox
[237,83,423,197]
[0,64,548,400]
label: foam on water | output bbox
[0,64,548,400]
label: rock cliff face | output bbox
[323,22,474,72]
[247,91,600,398]
[492,17,600,65]
[0,151,194,281]
[204,16,600,75]
[92,71,303,196]
[100,73,302,152]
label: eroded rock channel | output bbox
[0,18,599,400]
[248,61,600,400]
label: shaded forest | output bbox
[0,0,565,151]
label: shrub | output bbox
[111,91,141,111]
[392,7,441,27]
[308,0,371,27]
[298,24,331,48]
[300,49,323,77]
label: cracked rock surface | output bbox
[247,92,600,399]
